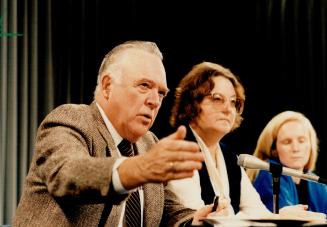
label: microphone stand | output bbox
[269,162,282,214]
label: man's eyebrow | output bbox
[137,78,169,92]
[136,78,153,83]
[160,85,169,93]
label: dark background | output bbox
[40,0,326,177]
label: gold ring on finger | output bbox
[169,162,176,172]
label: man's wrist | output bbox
[112,157,129,194]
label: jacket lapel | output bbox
[90,102,119,158]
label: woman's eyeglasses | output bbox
[206,92,242,113]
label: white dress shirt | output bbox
[96,103,144,227]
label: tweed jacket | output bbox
[13,102,194,227]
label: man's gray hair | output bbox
[94,40,163,97]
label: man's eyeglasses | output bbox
[206,92,242,113]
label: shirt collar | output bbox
[96,102,123,147]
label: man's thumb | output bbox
[168,125,187,140]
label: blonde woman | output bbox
[247,111,327,215]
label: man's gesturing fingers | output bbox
[160,125,200,153]
[166,125,187,140]
[119,125,204,188]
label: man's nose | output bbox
[146,90,161,108]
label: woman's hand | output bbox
[279,204,326,220]
[192,197,230,225]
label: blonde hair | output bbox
[247,111,319,181]
[93,40,163,97]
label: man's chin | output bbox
[131,125,151,138]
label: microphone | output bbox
[238,154,327,185]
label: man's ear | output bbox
[101,74,111,99]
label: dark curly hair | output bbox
[170,62,245,131]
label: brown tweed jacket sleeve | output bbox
[13,102,194,227]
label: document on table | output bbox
[204,215,327,227]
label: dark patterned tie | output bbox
[118,139,142,227]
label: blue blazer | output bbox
[253,164,327,215]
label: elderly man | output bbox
[13,41,215,227]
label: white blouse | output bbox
[166,129,271,218]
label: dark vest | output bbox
[185,126,241,213]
